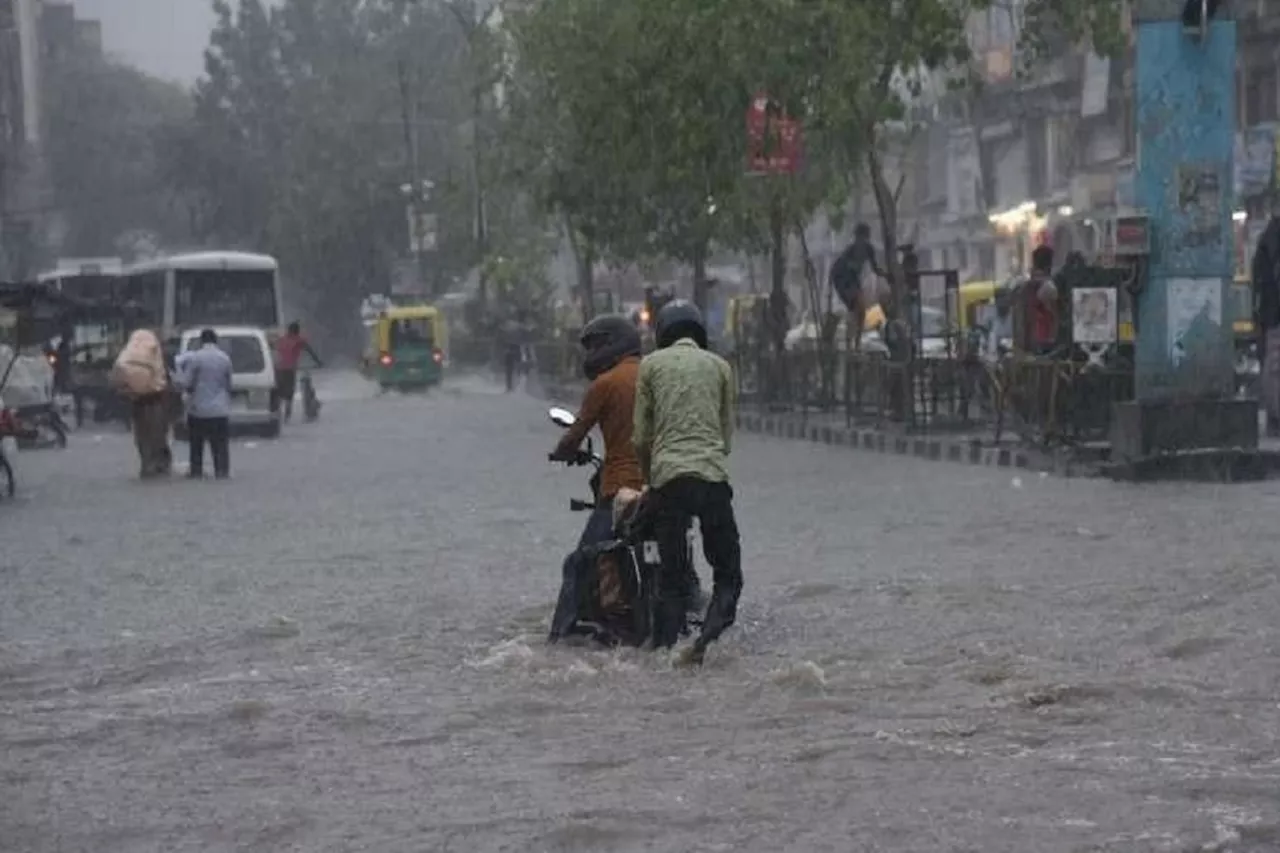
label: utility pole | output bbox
[397,56,432,297]
[0,4,15,280]
[446,0,495,310]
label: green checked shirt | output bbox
[632,338,735,488]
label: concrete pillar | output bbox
[1132,0,1236,400]
[1110,0,1259,470]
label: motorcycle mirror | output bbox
[548,406,576,428]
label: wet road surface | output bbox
[3,372,1280,852]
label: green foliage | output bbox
[500,0,1127,308]
[42,48,193,257]
[167,0,485,344]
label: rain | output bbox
[2,1,1280,851]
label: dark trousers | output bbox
[503,348,520,392]
[549,501,615,641]
[188,416,230,478]
[272,369,298,419]
[132,395,172,478]
[650,477,742,650]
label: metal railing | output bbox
[451,333,1135,448]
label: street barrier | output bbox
[452,333,1136,450]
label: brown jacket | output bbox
[555,357,643,499]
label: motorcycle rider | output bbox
[633,300,742,663]
[547,314,645,641]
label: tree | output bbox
[501,0,1126,334]
[803,0,1127,326]
[169,0,479,345]
[501,0,652,314]
[504,0,776,311]
[42,48,193,257]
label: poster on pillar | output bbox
[1174,164,1225,252]
[1071,288,1117,344]
[1167,278,1222,370]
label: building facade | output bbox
[911,0,1280,287]
[0,0,104,279]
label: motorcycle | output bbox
[546,406,703,647]
[12,401,69,449]
[0,409,16,500]
[300,369,321,422]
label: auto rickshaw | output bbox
[957,281,1001,331]
[364,305,446,390]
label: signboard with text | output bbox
[746,93,802,175]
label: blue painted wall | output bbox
[1134,17,1236,400]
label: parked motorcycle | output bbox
[300,369,321,422]
[546,405,702,647]
[12,401,69,449]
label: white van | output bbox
[177,325,280,438]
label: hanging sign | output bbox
[746,93,802,175]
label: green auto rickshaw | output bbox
[364,305,447,390]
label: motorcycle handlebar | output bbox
[547,450,600,467]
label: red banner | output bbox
[746,93,802,175]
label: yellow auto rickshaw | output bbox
[956,281,1001,331]
[363,305,447,390]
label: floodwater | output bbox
[2,373,1279,852]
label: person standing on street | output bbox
[179,328,234,479]
[1015,245,1059,356]
[633,300,742,664]
[109,328,173,479]
[1253,215,1280,436]
[273,321,322,421]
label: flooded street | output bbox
[3,374,1280,852]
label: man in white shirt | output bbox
[179,328,234,479]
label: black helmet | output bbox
[580,313,641,380]
[654,299,707,349]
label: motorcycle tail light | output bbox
[379,353,393,366]
[432,348,443,364]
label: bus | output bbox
[118,251,283,339]
[37,258,123,302]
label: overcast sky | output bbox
[72,0,216,84]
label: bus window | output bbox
[0,309,16,349]
[117,272,166,327]
[57,274,118,303]
[175,269,278,329]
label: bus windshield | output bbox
[175,269,278,329]
[55,275,118,303]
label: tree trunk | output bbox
[472,86,487,309]
[692,241,708,312]
[565,222,595,320]
[867,143,903,319]
[768,192,787,353]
